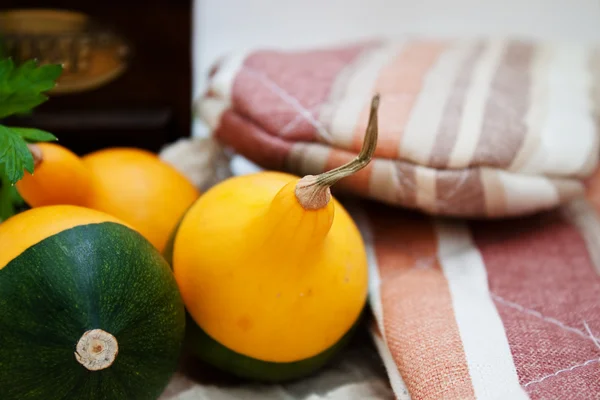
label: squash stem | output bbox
[74,329,119,371]
[295,94,380,210]
[28,144,43,168]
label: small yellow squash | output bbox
[171,95,381,381]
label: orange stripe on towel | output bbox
[585,170,600,214]
[367,208,475,399]
[351,41,447,159]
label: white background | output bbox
[192,0,600,101]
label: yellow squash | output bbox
[16,145,200,252]
[172,95,380,379]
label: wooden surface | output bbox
[1,0,192,155]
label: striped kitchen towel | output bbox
[353,170,600,400]
[196,37,600,218]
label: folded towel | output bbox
[196,38,600,218]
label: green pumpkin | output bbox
[0,205,186,400]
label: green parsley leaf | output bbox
[0,59,63,119]
[0,163,27,222]
[10,127,57,142]
[0,125,34,184]
[0,173,14,223]
[0,166,30,223]
[0,57,62,220]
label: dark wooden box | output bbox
[0,0,192,155]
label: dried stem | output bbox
[28,144,43,168]
[74,329,119,371]
[295,94,380,210]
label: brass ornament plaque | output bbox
[0,9,131,94]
